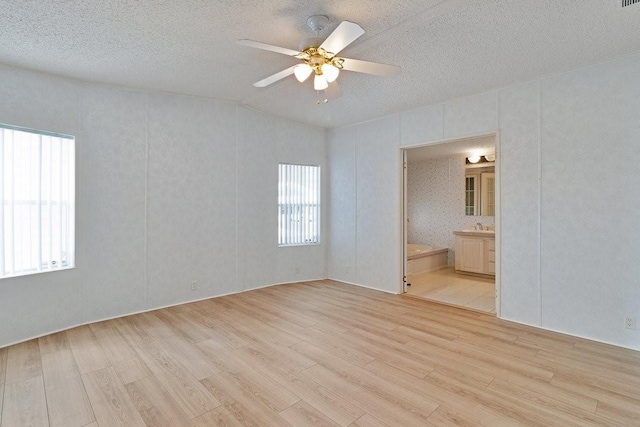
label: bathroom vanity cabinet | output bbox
[454,231,495,276]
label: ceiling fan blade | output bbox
[325,81,342,100]
[237,39,301,57]
[341,58,401,77]
[319,21,365,55]
[253,66,296,87]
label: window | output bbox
[278,164,320,246]
[1,124,75,278]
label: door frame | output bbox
[400,130,501,317]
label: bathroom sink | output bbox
[462,229,494,233]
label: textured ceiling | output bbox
[2,1,640,128]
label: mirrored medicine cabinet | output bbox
[465,164,495,216]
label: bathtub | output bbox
[406,243,448,275]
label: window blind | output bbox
[1,125,75,278]
[278,164,320,246]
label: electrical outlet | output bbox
[294,266,300,274]
[625,316,636,330]
[191,281,198,291]
[345,265,350,273]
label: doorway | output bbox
[402,133,500,316]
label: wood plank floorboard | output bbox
[41,349,95,426]
[4,340,42,385]
[190,406,244,426]
[82,367,146,426]
[279,400,338,426]
[38,332,71,356]
[125,375,191,426]
[88,321,139,364]
[350,413,391,426]
[2,376,48,426]
[0,347,6,380]
[66,326,110,375]
[1,279,639,426]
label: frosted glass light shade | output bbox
[294,64,313,82]
[321,63,339,82]
[467,155,481,163]
[314,74,328,90]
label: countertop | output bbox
[454,230,495,238]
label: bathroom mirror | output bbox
[465,165,495,216]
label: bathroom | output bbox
[404,134,497,313]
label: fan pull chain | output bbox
[315,91,329,105]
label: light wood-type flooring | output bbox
[407,266,496,314]
[0,280,639,426]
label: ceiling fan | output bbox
[238,15,400,101]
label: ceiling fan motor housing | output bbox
[309,53,326,67]
[299,37,324,51]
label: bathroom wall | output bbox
[407,154,494,265]
[0,65,327,348]
[328,52,640,350]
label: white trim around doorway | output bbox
[399,130,501,318]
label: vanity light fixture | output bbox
[467,155,481,164]
[484,153,496,162]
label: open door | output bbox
[402,149,409,293]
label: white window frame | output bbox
[278,163,321,246]
[1,124,76,279]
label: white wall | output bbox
[328,53,640,350]
[407,155,494,265]
[0,66,326,348]
[328,117,402,292]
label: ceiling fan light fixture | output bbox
[294,64,313,82]
[321,63,340,82]
[314,74,328,90]
[239,16,400,99]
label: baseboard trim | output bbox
[498,315,639,352]
[0,277,326,350]
[326,277,400,295]
[4,278,636,353]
